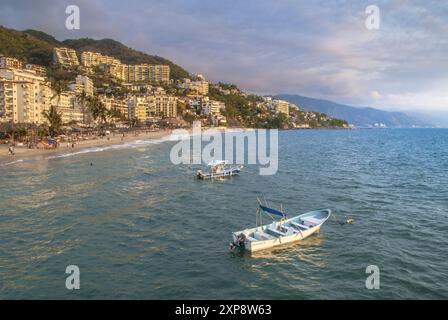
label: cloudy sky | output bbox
[1,0,447,113]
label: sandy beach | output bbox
[0,127,256,166]
[0,129,173,165]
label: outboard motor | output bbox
[236,233,246,248]
[230,233,246,250]
[236,233,246,249]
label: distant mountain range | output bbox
[274,94,430,128]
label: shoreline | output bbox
[0,129,173,165]
[0,126,252,165]
[0,126,346,166]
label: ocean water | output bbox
[0,129,447,299]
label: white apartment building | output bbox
[0,56,23,69]
[188,98,202,110]
[178,76,209,95]
[0,57,47,78]
[264,97,290,116]
[51,91,83,124]
[81,51,121,67]
[210,114,227,127]
[127,64,170,83]
[199,97,225,116]
[151,93,177,118]
[128,91,178,121]
[0,68,50,124]
[100,95,129,119]
[274,100,290,115]
[121,83,153,93]
[53,48,80,66]
[127,96,155,122]
[69,75,94,96]
[105,63,128,81]
[25,64,47,77]
[105,63,169,83]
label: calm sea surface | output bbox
[1,129,447,299]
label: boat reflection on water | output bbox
[234,234,328,268]
[230,235,329,296]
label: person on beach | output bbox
[8,145,15,156]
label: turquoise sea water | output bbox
[0,129,447,299]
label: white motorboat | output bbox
[231,201,331,252]
[196,160,243,180]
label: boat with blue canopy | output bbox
[231,199,331,252]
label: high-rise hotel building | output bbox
[69,75,94,96]
[107,63,170,83]
[81,51,170,83]
[126,64,170,83]
[81,51,121,67]
[0,56,23,70]
[53,48,80,67]
[0,68,51,124]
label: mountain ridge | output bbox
[274,94,430,127]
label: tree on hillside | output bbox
[272,112,290,129]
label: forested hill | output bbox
[0,26,190,80]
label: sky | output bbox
[1,0,447,114]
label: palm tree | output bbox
[76,90,90,126]
[108,107,125,122]
[42,105,62,137]
[51,80,67,108]
[87,96,108,128]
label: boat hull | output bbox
[232,209,330,252]
[197,167,241,180]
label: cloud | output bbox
[0,0,447,112]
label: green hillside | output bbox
[0,26,190,80]
[23,29,61,46]
[0,26,55,66]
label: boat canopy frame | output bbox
[256,197,287,227]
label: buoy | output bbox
[333,214,354,225]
